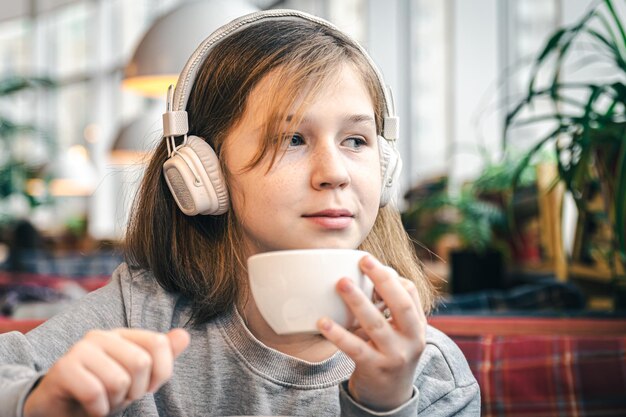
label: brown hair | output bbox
[124,18,436,325]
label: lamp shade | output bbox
[122,0,258,97]
[110,103,163,165]
[48,145,98,197]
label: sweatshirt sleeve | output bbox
[0,265,130,417]
[339,382,420,417]
[338,325,481,416]
[338,381,479,417]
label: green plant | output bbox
[0,75,54,225]
[505,0,626,275]
[403,183,507,254]
[473,150,555,194]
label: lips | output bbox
[303,209,354,218]
[302,209,354,229]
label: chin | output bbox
[298,238,361,250]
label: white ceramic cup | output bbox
[247,249,373,335]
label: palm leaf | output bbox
[605,0,626,48]
[0,76,53,96]
[506,0,626,277]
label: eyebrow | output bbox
[285,114,376,125]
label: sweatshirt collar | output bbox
[217,307,355,387]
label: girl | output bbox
[0,9,479,417]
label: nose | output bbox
[310,142,351,190]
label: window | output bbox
[0,0,595,239]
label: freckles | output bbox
[258,192,275,209]
[265,168,298,191]
[254,179,285,206]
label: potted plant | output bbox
[0,75,54,226]
[505,0,626,293]
[403,178,508,294]
[473,158,547,265]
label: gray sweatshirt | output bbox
[0,263,480,416]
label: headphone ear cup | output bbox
[379,137,402,207]
[186,136,230,214]
[163,135,229,216]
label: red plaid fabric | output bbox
[0,272,109,292]
[454,334,626,417]
[0,318,44,333]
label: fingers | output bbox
[112,328,179,394]
[359,256,422,338]
[318,316,380,364]
[319,256,426,412]
[336,278,397,353]
[318,255,426,358]
[29,328,190,417]
[398,277,427,324]
[53,356,111,416]
[117,328,189,392]
[167,328,191,358]
[77,343,132,408]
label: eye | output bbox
[343,136,367,149]
[286,133,305,147]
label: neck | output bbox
[238,296,338,363]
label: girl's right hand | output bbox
[23,328,190,417]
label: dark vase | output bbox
[614,281,626,311]
[450,249,504,294]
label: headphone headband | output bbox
[163,9,399,141]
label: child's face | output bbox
[223,63,381,255]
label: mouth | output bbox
[303,209,354,218]
[302,209,354,229]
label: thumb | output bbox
[167,328,190,358]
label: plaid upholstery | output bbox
[0,272,109,293]
[0,317,44,333]
[430,317,626,417]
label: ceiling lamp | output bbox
[109,102,163,165]
[50,145,98,197]
[122,0,258,98]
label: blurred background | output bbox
[3,3,626,412]
[1,0,625,314]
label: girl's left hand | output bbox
[317,254,426,412]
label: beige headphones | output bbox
[162,9,402,216]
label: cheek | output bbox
[361,157,383,202]
[353,160,382,231]
[228,174,289,219]
[227,176,252,221]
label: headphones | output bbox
[162,9,402,216]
